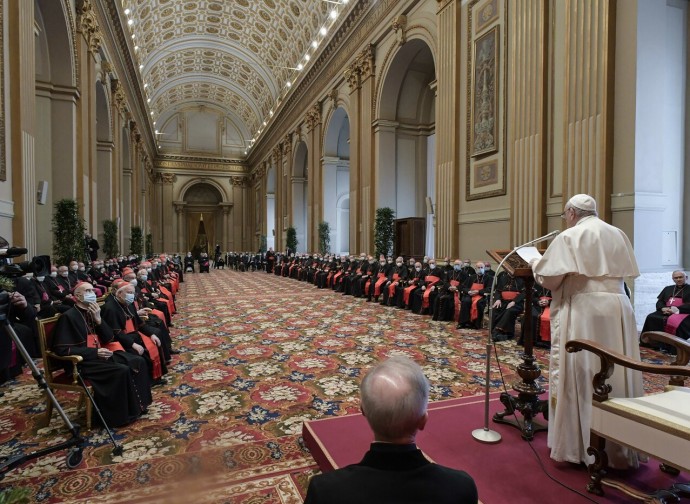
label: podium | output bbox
[487,249,548,441]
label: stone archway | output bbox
[179,182,224,256]
[322,107,350,255]
[376,39,436,256]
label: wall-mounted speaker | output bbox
[37,180,49,205]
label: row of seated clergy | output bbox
[641,270,690,347]
[272,252,554,347]
[50,263,181,428]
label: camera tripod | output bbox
[0,305,123,481]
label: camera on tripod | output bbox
[0,235,50,280]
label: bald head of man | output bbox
[360,356,429,444]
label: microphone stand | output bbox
[472,231,558,444]
[471,249,517,444]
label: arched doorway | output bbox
[292,141,308,252]
[96,80,112,248]
[323,107,350,255]
[182,182,223,256]
[34,0,76,254]
[266,165,276,251]
[377,39,436,256]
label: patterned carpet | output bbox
[0,270,670,502]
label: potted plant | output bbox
[102,219,119,258]
[130,226,143,258]
[374,207,395,258]
[318,221,331,255]
[145,233,153,258]
[286,226,298,254]
[52,199,87,265]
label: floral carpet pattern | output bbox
[0,270,670,502]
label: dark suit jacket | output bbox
[304,443,478,504]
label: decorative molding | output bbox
[76,0,102,54]
[230,176,248,188]
[282,134,292,156]
[156,172,177,185]
[111,79,127,115]
[305,104,321,132]
[392,15,408,46]
[328,88,339,105]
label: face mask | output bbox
[423,258,428,264]
[79,267,85,272]
[477,267,485,274]
[36,276,45,282]
[429,263,436,269]
[387,259,393,264]
[441,262,448,267]
[415,267,421,272]
[81,292,97,304]
[129,279,137,286]
[50,271,58,278]
[379,261,385,266]
[396,262,402,267]
[147,268,152,272]
[71,265,78,271]
[139,275,148,282]
[60,272,69,278]
[124,292,135,304]
[454,265,461,271]
[369,259,375,264]
[100,268,105,273]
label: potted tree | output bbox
[52,199,87,265]
[374,207,395,258]
[130,226,143,258]
[286,226,298,254]
[102,219,119,259]
[318,221,331,255]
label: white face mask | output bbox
[60,271,69,278]
[124,292,135,304]
[71,265,78,271]
[396,262,402,266]
[78,267,85,272]
[129,279,137,286]
[415,267,421,272]
[81,292,97,304]
[477,267,485,274]
[50,271,58,278]
[139,275,148,282]
[429,263,436,269]
[36,276,45,282]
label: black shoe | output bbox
[170,348,181,354]
[492,333,508,342]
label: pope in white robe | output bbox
[531,194,643,468]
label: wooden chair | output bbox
[566,331,690,500]
[36,315,93,430]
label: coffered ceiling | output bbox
[118,0,351,158]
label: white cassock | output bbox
[531,215,643,468]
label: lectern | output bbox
[487,249,548,440]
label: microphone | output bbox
[515,230,560,249]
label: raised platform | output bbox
[303,393,687,503]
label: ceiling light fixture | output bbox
[320,27,327,36]
[139,64,144,70]
[330,10,338,19]
[311,40,318,48]
[286,81,292,88]
[124,8,131,15]
[297,63,303,71]
[127,19,134,26]
[305,54,311,61]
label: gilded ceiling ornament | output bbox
[358,44,376,80]
[111,80,127,114]
[392,15,407,47]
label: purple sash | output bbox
[664,297,688,335]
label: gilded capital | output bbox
[156,172,177,184]
[305,104,321,132]
[231,176,247,187]
[392,15,407,47]
[359,44,376,79]
[76,0,102,54]
[345,64,360,91]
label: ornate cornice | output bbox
[156,154,247,170]
[76,0,102,54]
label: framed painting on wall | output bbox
[471,26,499,158]
[467,157,505,199]
[475,0,499,34]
